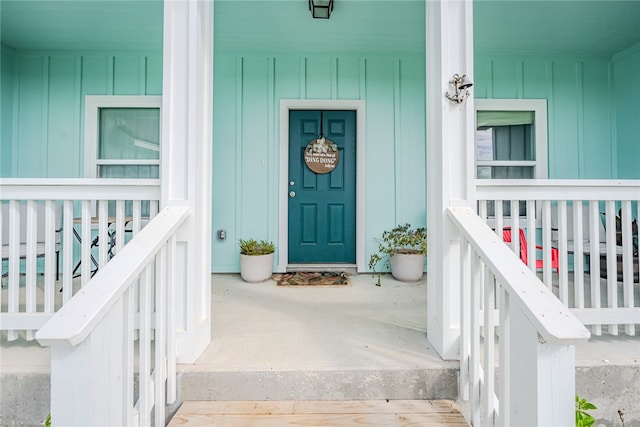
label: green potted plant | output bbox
[369,223,427,285]
[238,238,276,283]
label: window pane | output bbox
[493,125,533,161]
[99,108,160,160]
[490,166,534,179]
[477,124,534,161]
[476,129,494,161]
[477,166,492,179]
[99,165,159,179]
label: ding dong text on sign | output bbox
[304,137,339,174]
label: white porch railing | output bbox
[449,206,591,427]
[36,205,189,426]
[1,178,160,340]
[476,179,640,336]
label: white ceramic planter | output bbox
[240,253,275,283]
[390,253,425,282]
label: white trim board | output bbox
[278,99,366,273]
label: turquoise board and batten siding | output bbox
[474,52,620,179]
[211,53,427,271]
[0,50,161,178]
[614,42,640,179]
[1,46,15,177]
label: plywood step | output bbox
[168,399,469,426]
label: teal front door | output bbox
[288,110,356,264]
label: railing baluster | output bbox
[115,200,126,255]
[498,287,510,427]
[44,201,56,314]
[620,200,635,335]
[557,201,569,303]
[62,201,74,303]
[588,201,602,335]
[479,200,487,221]
[470,252,482,427]
[81,200,92,286]
[7,200,20,341]
[166,234,178,404]
[573,202,585,309]
[541,200,553,288]
[483,269,496,426]
[604,201,618,335]
[155,246,167,425]
[139,265,152,426]
[125,285,136,425]
[98,200,109,268]
[459,237,471,402]
[132,200,142,236]
[526,200,536,274]
[150,200,159,218]
[510,200,519,261]
[495,199,504,237]
[25,201,38,340]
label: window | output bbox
[475,99,547,180]
[84,96,162,179]
[475,99,548,217]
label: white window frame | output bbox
[84,95,162,178]
[474,98,548,180]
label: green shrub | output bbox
[238,239,275,256]
[576,395,597,427]
[368,223,427,273]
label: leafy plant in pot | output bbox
[238,239,275,283]
[369,223,427,285]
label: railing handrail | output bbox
[0,178,160,201]
[36,205,189,347]
[476,179,640,200]
[448,206,590,345]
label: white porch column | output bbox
[426,0,475,360]
[161,0,213,362]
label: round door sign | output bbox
[304,137,339,174]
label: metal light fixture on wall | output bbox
[445,74,473,104]
[309,0,333,19]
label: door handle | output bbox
[289,191,296,198]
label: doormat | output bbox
[272,271,350,286]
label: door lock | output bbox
[289,191,296,198]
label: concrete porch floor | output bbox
[194,273,445,372]
[1,273,639,426]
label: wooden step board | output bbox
[168,400,470,426]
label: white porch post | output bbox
[426,0,475,360]
[161,0,213,362]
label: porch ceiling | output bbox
[1,1,164,52]
[1,1,639,56]
[474,0,640,56]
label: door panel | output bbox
[288,110,356,264]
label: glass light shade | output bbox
[309,0,333,19]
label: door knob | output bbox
[289,191,296,198]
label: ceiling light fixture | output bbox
[309,0,333,19]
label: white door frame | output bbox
[278,99,366,272]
